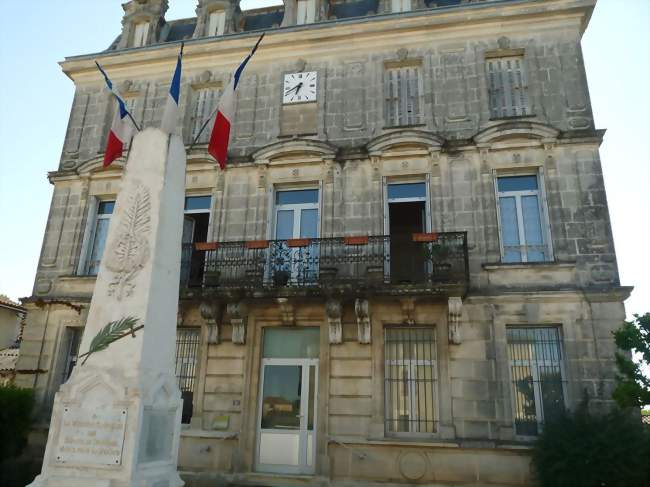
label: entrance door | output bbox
[257,360,318,474]
[272,189,319,285]
[386,182,428,283]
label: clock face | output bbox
[283,71,317,104]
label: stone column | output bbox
[31,128,186,487]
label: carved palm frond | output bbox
[81,316,140,365]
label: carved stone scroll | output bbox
[200,301,220,345]
[227,301,249,345]
[355,298,371,344]
[326,299,343,344]
[448,297,463,345]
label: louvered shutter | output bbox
[486,56,529,118]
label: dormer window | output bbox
[133,21,150,47]
[207,10,226,36]
[296,0,316,25]
[391,0,412,13]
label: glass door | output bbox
[256,358,318,474]
[272,189,319,285]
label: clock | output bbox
[283,71,317,104]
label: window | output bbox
[189,87,220,143]
[385,66,421,127]
[391,0,412,12]
[296,0,316,25]
[486,56,529,118]
[207,10,226,36]
[507,326,566,436]
[385,327,437,434]
[176,328,200,424]
[496,174,551,263]
[86,200,115,275]
[61,328,82,384]
[132,22,150,47]
[181,195,212,286]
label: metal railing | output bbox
[180,232,468,296]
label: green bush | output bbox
[0,384,34,462]
[532,400,650,487]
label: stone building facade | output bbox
[17,0,630,485]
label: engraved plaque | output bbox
[54,407,127,466]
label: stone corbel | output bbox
[355,298,371,344]
[448,297,463,345]
[200,301,221,344]
[227,301,249,345]
[325,299,343,344]
[277,298,295,326]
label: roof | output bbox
[0,348,19,372]
[0,295,25,313]
[330,0,380,19]
[243,9,285,32]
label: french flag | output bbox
[95,61,136,168]
[161,43,184,135]
[208,34,264,170]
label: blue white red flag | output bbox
[95,61,136,167]
[208,34,264,170]
[161,43,184,135]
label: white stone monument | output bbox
[31,128,186,487]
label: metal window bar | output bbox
[175,328,200,393]
[385,327,436,434]
[506,326,566,436]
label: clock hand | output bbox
[284,83,302,96]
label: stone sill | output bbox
[180,428,238,440]
[329,436,533,451]
[482,261,576,271]
[58,275,97,281]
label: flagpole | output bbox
[186,33,265,153]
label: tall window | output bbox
[385,66,421,127]
[181,195,212,286]
[296,0,316,25]
[176,328,201,424]
[86,200,115,275]
[132,22,150,47]
[496,174,550,263]
[61,328,82,384]
[385,327,437,434]
[189,88,220,143]
[207,10,226,36]
[506,326,566,436]
[391,0,412,12]
[486,56,529,118]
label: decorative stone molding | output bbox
[400,297,416,325]
[366,129,445,157]
[227,301,248,344]
[200,301,220,344]
[325,299,342,344]
[277,298,295,326]
[118,0,168,49]
[448,297,463,345]
[194,0,241,38]
[355,298,371,344]
[473,121,559,148]
[252,139,337,166]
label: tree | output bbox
[612,312,650,409]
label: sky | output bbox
[0,0,648,321]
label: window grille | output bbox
[506,326,566,436]
[176,328,200,424]
[385,66,421,127]
[385,327,437,434]
[190,88,220,143]
[486,56,529,118]
[496,174,550,263]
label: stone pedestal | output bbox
[31,128,186,487]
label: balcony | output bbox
[180,232,468,299]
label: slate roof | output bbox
[243,9,285,31]
[330,0,380,19]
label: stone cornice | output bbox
[59,0,596,83]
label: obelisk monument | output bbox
[31,128,186,486]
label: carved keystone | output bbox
[325,299,343,344]
[200,301,220,344]
[277,298,295,325]
[355,298,371,344]
[227,301,249,345]
[448,297,463,345]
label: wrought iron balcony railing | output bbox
[180,232,468,297]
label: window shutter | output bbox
[486,56,529,118]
